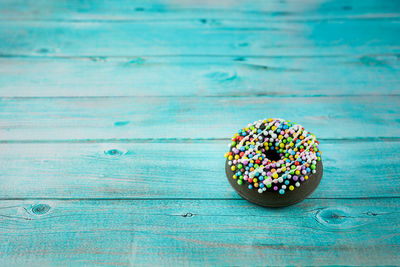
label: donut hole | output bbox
[264,148,281,162]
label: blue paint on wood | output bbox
[0,0,399,265]
[31,203,51,215]
[0,19,399,57]
[0,141,399,199]
[0,0,399,21]
[1,56,399,97]
[0,96,399,140]
[0,199,399,266]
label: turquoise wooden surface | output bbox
[0,199,399,266]
[1,0,399,21]
[1,56,400,97]
[2,20,400,57]
[1,96,399,140]
[1,141,399,199]
[0,0,399,266]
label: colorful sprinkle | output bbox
[225,118,321,195]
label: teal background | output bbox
[0,0,399,265]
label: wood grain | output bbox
[1,0,399,265]
[0,96,399,141]
[1,0,399,21]
[0,141,398,199]
[1,19,399,57]
[0,198,399,266]
[1,55,399,97]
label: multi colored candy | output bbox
[224,118,321,195]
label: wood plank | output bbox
[0,198,399,266]
[1,55,399,97]
[0,141,399,199]
[0,0,399,21]
[0,96,399,141]
[1,20,399,57]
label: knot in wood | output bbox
[315,207,353,229]
[32,204,51,215]
[104,148,126,157]
[206,70,237,82]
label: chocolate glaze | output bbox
[226,159,323,207]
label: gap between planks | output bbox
[1,53,399,59]
[1,94,400,100]
[0,15,399,23]
[0,137,400,144]
[1,196,399,201]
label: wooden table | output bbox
[1,0,399,266]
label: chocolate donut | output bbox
[224,118,323,207]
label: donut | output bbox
[224,118,323,207]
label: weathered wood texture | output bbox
[0,199,399,266]
[1,56,399,97]
[1,0,399,21]
[1,19,399,57]
[0,0,399,266]
[1,96,399,141]
[0,141,399,199]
